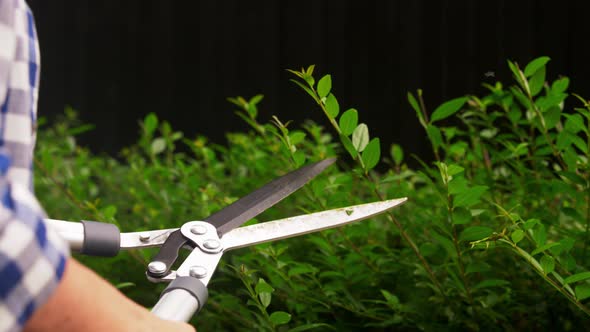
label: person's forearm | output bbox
[23,258,195,332]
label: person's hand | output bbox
[149,317,196,332]
[24,259,196,332]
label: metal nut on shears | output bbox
[189,266,208,278]
[203,239,220,250]
[181,221,223,254]
[190,225,208,235]
[148,261,168,276]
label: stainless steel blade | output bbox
[207,158,337,236]
[220,197,407,250]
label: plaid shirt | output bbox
[0,1,70,331]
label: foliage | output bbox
[34,57,590,331]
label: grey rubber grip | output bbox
[80,220,121,257]
[161,277,209,312]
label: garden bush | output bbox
[35,57,590,331]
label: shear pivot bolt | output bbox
[203,239,220,250]
[190,225,208,235]
[189,266,208,278]
[139,233,151,242]
[148,261,167,275]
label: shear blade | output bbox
[221,197,407,251]
[207,158,336,236]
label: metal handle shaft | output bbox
[151,289,200,322]
[151,277,208,322]
[45,218,85,250]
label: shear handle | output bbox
[45,219,121,257]
[151,277,208,322]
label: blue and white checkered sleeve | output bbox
[0,2,17,106]
[0,1,71,332]
[0,159,69,332]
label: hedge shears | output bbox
[45,158,407,322]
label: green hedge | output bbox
[35,58,590,331]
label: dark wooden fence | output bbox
[27,0,590,164]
